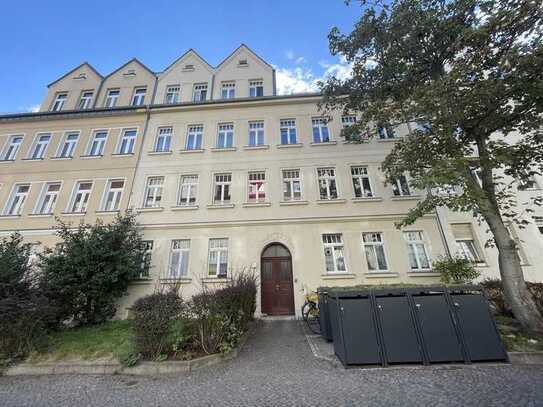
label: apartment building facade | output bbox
[1,44,542,318]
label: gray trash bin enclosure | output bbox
[327,286,508,367]
[317,290,333,342]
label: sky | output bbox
[0,0,360,114]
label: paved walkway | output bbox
[1,320,543,406]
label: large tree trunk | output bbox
[483,210,543,334]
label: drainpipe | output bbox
[126,105,151,211]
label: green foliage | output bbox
[0,233,55,362]
[40,212,146,326]
[432,255,480,284]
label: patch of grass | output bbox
[28,320,135,362]
[501,332,543,352]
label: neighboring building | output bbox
[1,44,542,318]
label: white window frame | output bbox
[322,234,347,274]
[101,179,125,212]
[165,85,181,104]
[177,174,198,206]
[247,171,266,203]
[213,173,232,205]
[312,118,331,143]
[78,91,94,109]
[131,87,147,106]
[362,232,390,272]
[351,166,374,198]
[403,231,431,271]
[279,119,297,145]
[168,239,191,278]
[117,129,137,155]
[378,124,396,139]
[143,176,164,208]
[51,92,67,112]
[3,183,31,216]
[56,132,79,158]
[105,89,120,108]
[193,83,208,102]
[1,135,24,161]
[186,125,203,150]
[139,241,153,278]
[392,175,411,196]
[68,180,93,213]
[154,127,172,152]
[248,121,265,146]
[208,238,229,277]
[216,123,234,149]
[221,82,236,99]
[87,130,108,156]
[317,167,339,200]
[249,80,264,97]
[34,181,62,215]
[28,133,51,160]
[282,168,303,201]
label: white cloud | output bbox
[320,56,353,81]
[26,104,40,113]
[295,56,307,65]
[285,50,295,60]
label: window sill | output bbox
[279,200,308,206]
[390,195,421,201]
[80,154,103,159]
[0,159,15,163]
[202,277,231,283]
[111,153,135,158]
[95,210,120,215]
[243,145,270,150]
[207,204,235,209]
[148,150,173,155]
[365,272,399,278]
[28,213,54,217]
[60,212,86,216]
[211,147,237,152]
[407,271,440,277]
[51,156,73,161]
[160,278,192,284]
[316,198,347,204]
[0,214,21,219]
[352,197,383,203]
[137,207,164,213]
[179,149,204,154]
[310,141,337,146]
[22,158,44,161]
[131,278,154,285]
[321,273,356,280]
[171,205,199,211]
[277,143,303,149]
[242,202,271,208]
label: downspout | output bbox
[93,78,105,109]
[209,73,215,101]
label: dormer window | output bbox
[165,85,181,104]
[183,64,195,72]
[131,87,146,106]
[193,83,208,102]
[221,82,236,99]
[78,91,94,110]
[238,59,248,67]
[51,92,67,112]
[105,89,120,108]
[249,80,264,97]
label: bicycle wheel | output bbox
[302,301,321,335]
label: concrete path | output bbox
[1,320,543,406]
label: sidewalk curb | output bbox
[508,352,543,365]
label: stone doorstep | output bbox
[3,332,249,377]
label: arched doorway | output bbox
[261,243,295,316]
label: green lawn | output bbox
[29,320,134,362]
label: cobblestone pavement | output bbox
[1,320,543,407]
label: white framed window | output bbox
[317,168,338,200]
[378,124,396,139]
[312,118,330,143]
[178,175,198,206]
[351,166,374,198]
[105,89,120,108]
[51,92,67,111]
[78,91,94,109]
[249,80,263,97]
[404,231,431,271]
[221,82,236,99]
[217,123,234,148]
[213,173,232,205]
[282,169,302,201]
[451,223,483,263]
[117,129,137,155]
[280,119,297,145]
[29,134,51,159]
[341,116,357,127]
[139,241,153,278]
[4,184,30,216]
[193,83,208,102]
[248,171,266,203]
[35,182,61,215]
[169,239,191,278]
[1,135,23,160]
[392,175,411,196]
[165,85,181,104]
[101,179,125,211]
[57,132,79,158]
[322,234,347,273]
[208,238,228,277]
[471,167,483,187]
[69,181,93,213]
[143,176,164,208]
[248,121,265,146]
[186,125,203,150]
[88,131,108,156]
[154,127,172,152]
[131,87,146,106]
[363,232,389,272]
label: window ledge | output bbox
[207,204,235,209]
[310,141,337,146]
[137,207,164,213]
[95,210,120,215]
[50,156,73,160]
[0,159,15,163]
[407,271,440,277]
[28,213,54,217]
[202,277,231,283]
[211,147,237,152]
[130,278,154,285]
[80,154,102,159]
[111,153,135,158]
[160,278,192,284]
[352,197,383,203]
[0,214,21,219]
[148,150,173,155]
[277,143,303,149]
[321,273,356,280]
[22,158,44,161]
[60,212,86,216]
[279,200,308,206]
[316,198,347,204]
[365,272,399,278]
[171,205,199,211]
[243,145,270,150]
[242,202,272,208]
[390,195,421,201]
[179,149,204,154]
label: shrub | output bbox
[482,279,543,317]
[132,290,185,360]
[432,255,480,284]
[40,212,146,326]
[0,233,56,361]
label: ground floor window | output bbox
[169,239,190,278]
[208,238,228,277]
[363,232,389,272]
[451,223,483,263]
[139,241,153,278]
[404,231,431,271]
[322,234,346,273]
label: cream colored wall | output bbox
[40,64,102,112]
[96,60,156,108]
[155,52,214,104]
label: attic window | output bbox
[73,73,87,80]
[238,59,248,67]
[123,69,136,77]
[183,64,195,72]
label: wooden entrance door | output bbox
[261,244,295,316]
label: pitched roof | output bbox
[215,44,273,71]
[102,58,157,80]
[47,62,103,88]
[159,49,214,77]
